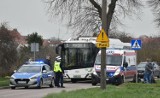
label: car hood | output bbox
[137,67,145,71]
[12,73,40,79]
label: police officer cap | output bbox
[56,56,61,61]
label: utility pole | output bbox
[100,0,107,89]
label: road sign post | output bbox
[97,0,108,90]
[96,28,109,90]
[131,39,142,83]
[31,43,39,61]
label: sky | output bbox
[0,0,159,40]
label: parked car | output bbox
[137,62,160,79]
[10,61,54,89]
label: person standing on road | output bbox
[144,58,153,83]
[54,56,65,88]
[44,55,52,70]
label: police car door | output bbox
[42,66,48,84]
[44,65,53,84]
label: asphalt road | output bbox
[0,82,97,98]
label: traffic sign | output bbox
[96,42,109,48]
[131,39,142,50]
[31,43,39,52]
[96,29,109,42]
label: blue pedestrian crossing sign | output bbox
[131,39,142,50]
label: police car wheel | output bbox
[38,79,43,89]
[49,78,54,88]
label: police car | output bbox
[10,61,54,89]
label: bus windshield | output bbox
[63,43,99,69]
[95,54,122,66]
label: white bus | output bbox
[56,36,131,83]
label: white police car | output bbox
[10,61,54,89]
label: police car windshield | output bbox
[95,55,122,66]
[17,66,41,73]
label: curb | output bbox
[0,86,10,89]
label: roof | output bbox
[23,61,47,66]
[64,36,131,49]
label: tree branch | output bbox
[89,0,102,19]
[107,0,118,33]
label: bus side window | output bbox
[56,44,64,55]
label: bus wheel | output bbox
[92,78,97,86]
[71,79,77,83]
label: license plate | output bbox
[73,75,81,78]
[18,81,26,84]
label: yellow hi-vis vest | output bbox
[54,61,62,72]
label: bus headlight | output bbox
[114,68,120,76]
[93,71,98,75]
[92,68,98,75]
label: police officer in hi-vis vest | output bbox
[54,56,65,88]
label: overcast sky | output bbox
[0,0,159,40]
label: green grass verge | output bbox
[44,81,160,98]
[0,77,10,87]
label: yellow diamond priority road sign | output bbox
[96,29,109,42]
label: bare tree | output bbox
[45,0,142,36]
[147,0,160,27]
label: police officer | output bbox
[54,56,65,88]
